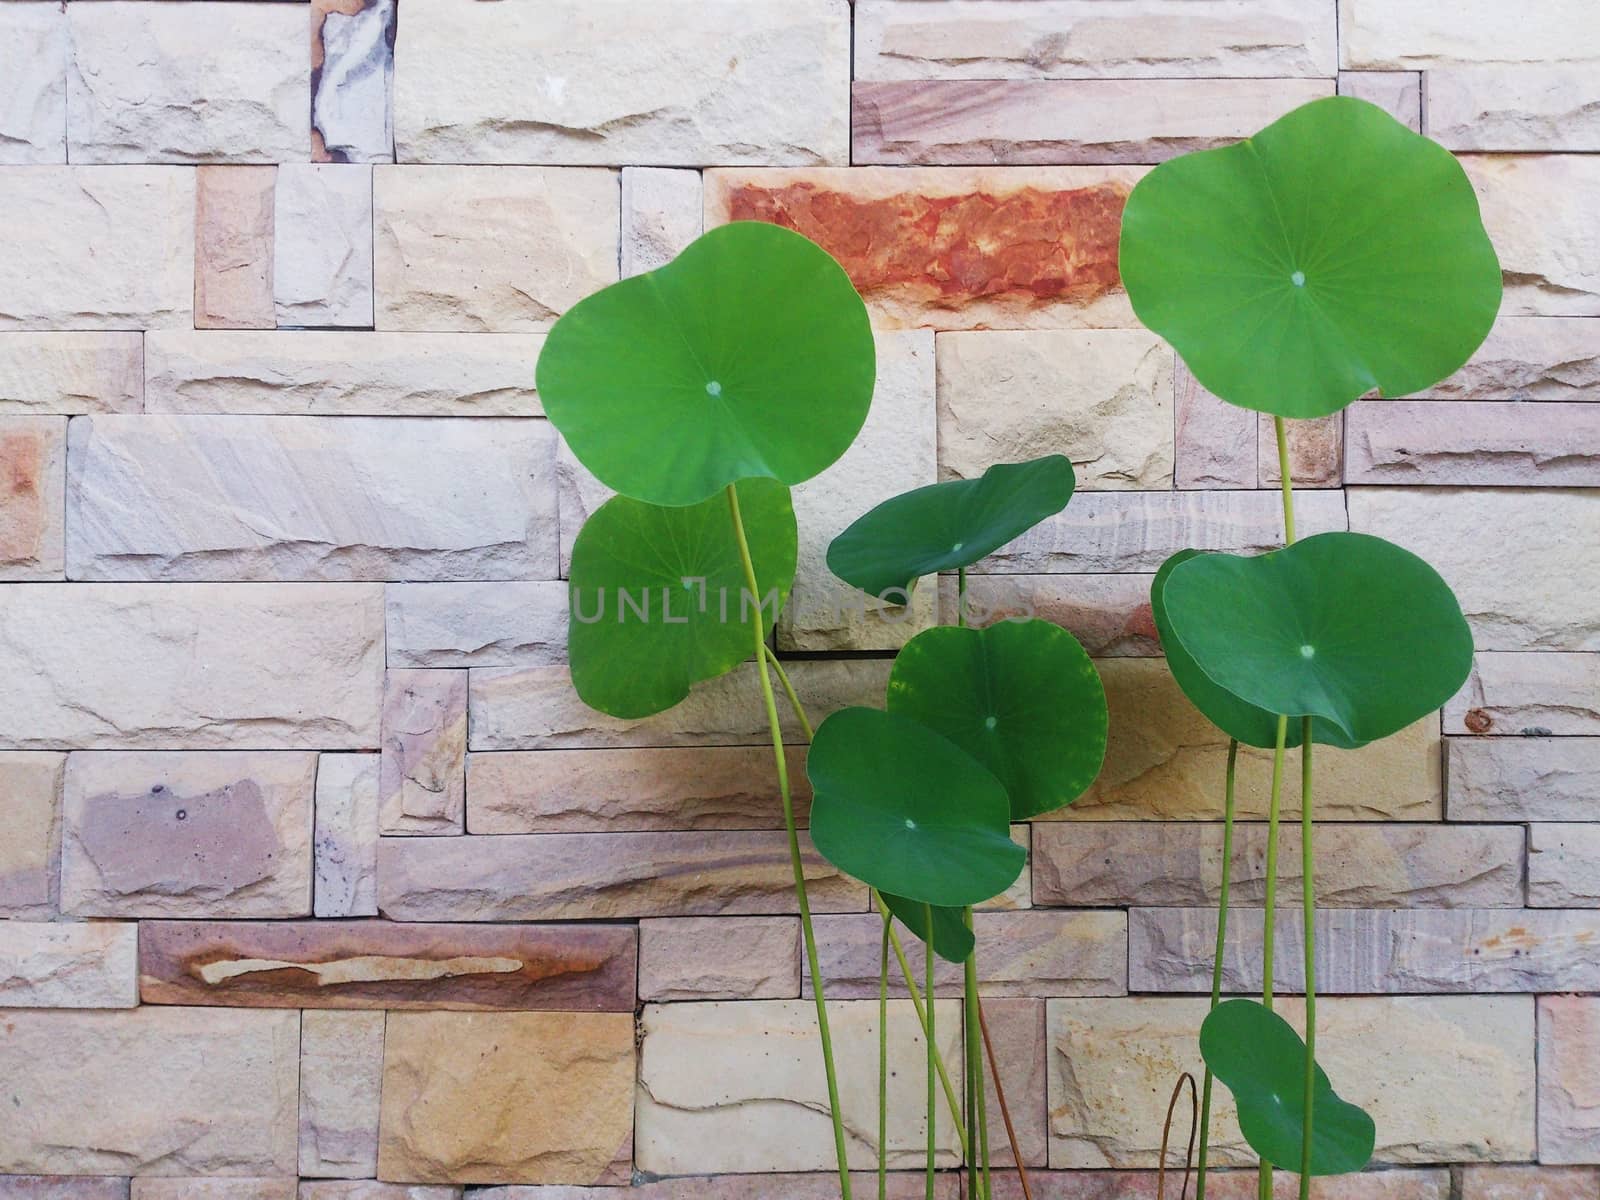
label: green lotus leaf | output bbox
[1201,999,1375,1176]
[880,892,975,964]
[1119,95,1502,419]
[886,620,1107,819]
[1151,550,1360,751]
[1162,532,1473,745]
[537,221,876,508]
[827,456,1076,601]
[807,707,1025,908]
[567,478,796,719]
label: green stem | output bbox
[1299,716,1316,1199]
[1195,737,1239,1200]
[957,567,968,628]
[925,902,937,1200]
[763,642,814,741]
[1274,415,1296,545]
[962,908,981,1198]
[1260,712,1289,1200]
[971,940,991,1199]
[726,485,851,1200]
[879,911,890,1200]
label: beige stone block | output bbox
[300,1187,453,1200]
[1429,67,1600,151]
[387,582,567,670]
[0,415,64,579]
[1346,401,1600,485]
[0,2,67,163]
[621,168,703,277]
[640,916,801,1001]
[1449,737,1600,820]
[1425,316,1600,401]
[380,670,466,835]
[938,573,1160,657]
[378,1011,634,1184]
[1539,995,1600,1163]
[1529,824,1600,908]
[0,921,137,1008]
[1445,653,1600,736]
[1259,410,1343,488]
[300,1010,383,1178]
[1174,360,1256,489]
[469,1178,952,1200]
[132,1182,293,1200]
[1337,71,1422,131]
[1463,155,1600,317]
[1339,0,1600,69]
[274,164,374,328]
[989,1169,1449,1198]
[195,166,277,330]
[0,752,63,916]
[983,998,1049,1167]
[0,1182,129,1200]
[1461,1165,1600,1200]
[374,166,618,332]
[314,752,379,918]
[0,333,143,415]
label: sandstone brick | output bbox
[394,0,848,166]
[1428,67,1600,151]
[1449,737,1600,820]
[274,164,374,328]
[1059,659,1441,822]
[1463,155,1600,317]
[1047,995,1533,1167]
[0,921,137,1008]
[1539,995,1600,1164]
[374,166,618,332]
[989,1169,1450,1199]
[1340,0,1600,68]
[66,415,559,582]
[984,997,1049,1167]
[636,998,964,1173]
[0,167,194,330]
[0,333,143,415]
[621,168,703,277]
[300,1186,456,1200]
[0,1006,299,1174]
[1447,653,1600,736]
[854,78,1332,165]
[195,166,277,330]
[66,0,308,163]
[705,165,1144,331]
[314,752,379,917]
[555,439,610,577]
[0,752,63,916]
[377,830,864,921]
[1460,1165,1600,1200]
[1348,488,1600,652]
[1128,908,1600,993]
[378,1011,634,1184]
[0,1181,130,1200]
[1427,317,1600,401]
[380,670,466,835]
[312,0,396,164]
[640,916,801,1001]
[131,1183,294,1200]
[0,415,65,579]
[470,1178,955,1200]
[61,751,315,918]
[1346,401,1600,485]
[467,745,811,833]
[938,574,1160,656]
[1174,361,1257,489]
[854,0,1336,79]
[387,582,567,669]
[1259,410,1343,488]
[145,330,543,417]
[986,823,1034,912]
[937,330,1173,490]
[140,919,636,1011]
[0,2,67,163]
[1034,822,1523,908]
[300,1010,383,1178]
[1529,824,1600,907]
[1337,71,1423,131]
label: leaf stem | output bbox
[726,484,851,1200]
[1299,715,1316,1199]
[957,567,968,628]
[1195,737,1238,1200]
[963,907,987,1198]
[1259,711,1288,1200]
[879,911,890,1200]
[925,901,937,1200]
[1274,415,1296,545]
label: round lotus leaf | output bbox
[807,707,1025,908]
[887,620,1107,819]
[1119,95,1502,419]
[537,222,875,508]
[1201,999,1375,1176]
[1161,532,1473,745]
[1151,549,1360,751]
[567,478,797,719]
[827,456,1076,601]
[880,892,975,964]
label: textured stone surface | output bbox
[1048,995,1534,1167]
[378,1011,635,1184]
[395,0,849,166]
[937,330,1173,489]
[636,999,964,1173]
[555,440,612,577]
[378,830,864,921]
[809,910,1127,999]
[1449,737,1600,820]
[67,415,559,582]
[784,331,937,650]
[0,333,143,415]
[1539,996,1600,1164]
[66,0,307,163]
[140,919,636,1011]
[313,0,396,164]
[145,330,543,416]
[1445,653,1600,736]
[0,415,65,579]
[938,573,1160,656]
[0,752,62,916]
[1427,316,1600,400]
[621,168,703,277]
[855,0,1336,79]
[0,1182,129,1200]
[1529,824,1600,908]
[0,2,66,163]
[639,916,801,1001]
[1260,410,1343,488]
[1346,401,1600,485]
[1463,155,1600,317]
[1460,1166,1600,1200]
[1059,659,1442,821]
[380,670,467,835]
[1338,70,1422,130]
[1348,488,1600,651]
[131,1182,293,1200]
[300,1187,456,1200]
[706,165,1144,330]
[61,751,315,918]
[314,752,379,917]
[275,165,375,328]
[1035,822,1523,908]
[1429,67,1600,151]
[387,582,567,669]
[854,78,1330,164]
[0,921,138,1008]
[1340,0,1600,68]
[0,1006,299,1174]
[982,998,1049,1167]
[467,745,811,833]
[0,167,194,330]
[195,166,277,330]
[990,1170,1449,1199]
[374,166,618,332]
[1129,907,1600,993]
[299,1009,383,1178]
[1174,361,1256,488]
[472,1178,955,1200]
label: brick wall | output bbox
[0,1,1596,1197]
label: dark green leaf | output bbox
[880,892,975,963]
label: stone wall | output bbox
[0,1,1596,1197]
